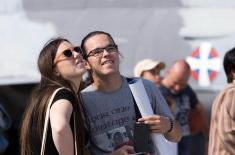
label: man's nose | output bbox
[102,49,110,56]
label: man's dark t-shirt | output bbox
[159,84,199,155]
[159,85,198,136]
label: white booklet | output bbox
[128,78,177,155]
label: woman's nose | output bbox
[75,51,84,60]
[73,50,80,57]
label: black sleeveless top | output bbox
[29,89,87,155]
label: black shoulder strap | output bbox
[126,77,142,121]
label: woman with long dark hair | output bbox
[20,37,88,155]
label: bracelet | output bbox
[167,118,174,133]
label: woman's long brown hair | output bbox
[20,38,86,155]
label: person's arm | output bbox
[185,85,209,136]
[164,117,181,142]
[194,103,210,137]
[50,99,74,155]
[138,115,181,142]
[217,90,235,153]
[139,80,182,142]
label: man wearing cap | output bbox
[134,59,165,87]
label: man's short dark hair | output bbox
[81,31,116,59]
[223,47,235,83]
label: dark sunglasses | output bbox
[62,46,82,58]
[54,46,82,64]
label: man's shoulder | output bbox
[182,85,196,94]
[159,84,170,94]
[81,84,94,93]
[125,77,154,86]
[141,78,157,88]
[159,84,168,90]
[219,83,235,99]
[224,83,235,92]
[125,77,158,93]
[141,79,164,98]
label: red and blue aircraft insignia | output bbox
[186,43,221,87]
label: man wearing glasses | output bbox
[81,31,182,155]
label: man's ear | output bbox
[231,71,235,80]
[84,60,91,70]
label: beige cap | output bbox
[134,59,165,77]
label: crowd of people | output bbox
[134,59,209,155]
[2,30,234,155]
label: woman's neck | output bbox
[71,78,81,92]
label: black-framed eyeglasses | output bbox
[54,46,82,64]
[85,44,118,59]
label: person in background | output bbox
[134,59,165,87]
[20,38,89,155]
[133,59,177,113]
[80,30,181,155]
[0,99,11,154]
[208,47,235,155]
[159,59,209,155]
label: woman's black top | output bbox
[29,89,86,155]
